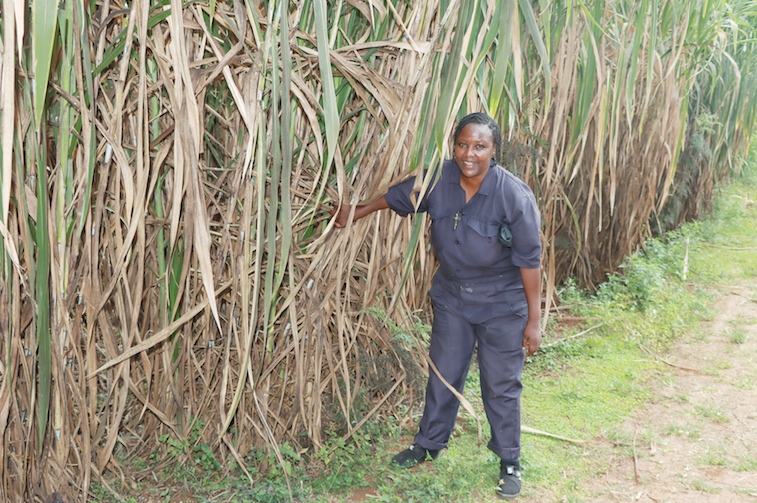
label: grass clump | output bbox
[688,479,721,493]
[663,423,703,441]
[692,404,730,423]
[696,442,730,468]
[735,453,757,472]
[725,327,749,344]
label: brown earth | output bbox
[580,286,757,503]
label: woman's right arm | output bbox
[332,195,390,228]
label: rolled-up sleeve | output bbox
[384,176,431,217]
[507,186,542,269]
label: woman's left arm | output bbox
[520,267,542,356]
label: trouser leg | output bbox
[414,302,476,451]
[476,315,527,460]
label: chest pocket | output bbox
[465,218,504,267]
[466,218,500,238]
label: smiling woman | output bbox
[332,112,542,500]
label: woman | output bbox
[332,112,542,500]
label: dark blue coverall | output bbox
[384,159,542,461]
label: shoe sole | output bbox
[391,460,423,469]
[496,491,519,500]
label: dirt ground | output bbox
[580,285,757,503]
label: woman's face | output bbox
[454,123,496,182]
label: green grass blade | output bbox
[33,0,58,127]
[75,0,97,241]
[490,0,515,116]
[35,128,51,449]
[625,0,650,128]
[313,0,340,175]
[274,6,293,298]
[471,1,502,77]
[435,0,470,153]
[518,0,552,107]
[264,21,281,341]
[639,0,659,133]
[57,0,75,269]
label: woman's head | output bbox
[453,112,501,163]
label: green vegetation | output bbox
[726,327,749,344]
[692,404,730,423]
[664,423,703,441]
[696,442,730,468]
[687,479,721,494]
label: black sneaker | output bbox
[390,443,439,468]
[496,462,522,499]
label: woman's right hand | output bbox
[329,195,389,229]
[329,202,354,229]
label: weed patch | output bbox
[726,327,749,344]
[688,479,721,493]
[692,403,730,422]
[663,423,703,442]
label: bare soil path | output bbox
[581,285,757,503]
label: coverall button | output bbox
[455,240,459,245]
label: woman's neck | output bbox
[459,168,488,203]
[460,177,481,204]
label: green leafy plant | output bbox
[726,327,748,344]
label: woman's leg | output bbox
[414,302,477,451]
[476,314,527,461]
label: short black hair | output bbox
[453,112,502,163]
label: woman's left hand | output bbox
[522,319,542,357]
[519,267,542,357]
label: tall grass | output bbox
[0,0,755,501]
